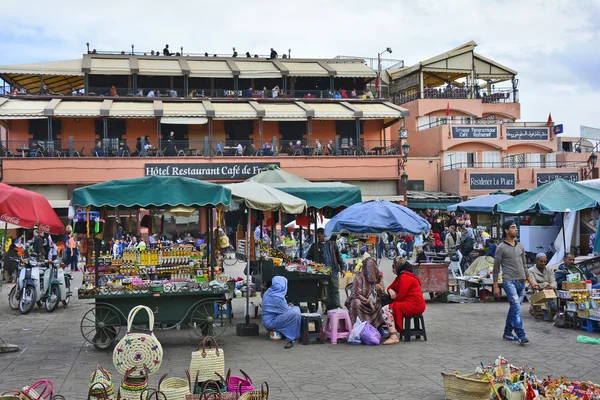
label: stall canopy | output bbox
[325,199,431,236]
[72,176,231,208]
[448,192,512,213]
[224,181,306,214]
[249,165,362,208]
[494,179,600,214]
[0,183,64,234]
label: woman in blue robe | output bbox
[262,276,301,349]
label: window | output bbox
[540,154,547,168]
[407,180,424,191]
[95,119,126,139]
[336,120,363,140]
[466,152,476,168]
[279,121,305,142]
[28,119,61,141]
[224,120,253,142]
[482,151,501,168]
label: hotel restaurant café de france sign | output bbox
[145,162,280,180]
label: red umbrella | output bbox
[0,183,64,234]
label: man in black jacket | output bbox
[307,228,346,310]
[33,229,46,260]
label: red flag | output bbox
[547,112,553,126]
[445,102,450,117]
[375,75,380,90]
[526,382,536,400]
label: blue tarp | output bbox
[324,199,431,236]
[447,193,513,213]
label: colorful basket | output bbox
[119,367,149,400]
[89,364,115,399]
[238,383,269,400]
[189,337,224,384]
[224,370,253,394]
[184,381,228,400]
[113,305,163,376]
[18,380,55,400]
[158,374,191,400]
[441,372,492,400]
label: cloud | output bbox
[0,0,598,132]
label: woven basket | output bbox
[19,380,55,400]
[184,381,224,400]
[189,337,224,384]
[441,372,492,400]
[237,382,268,400]
[158,374,191,400]
[119,368,149,400]
[89,364,115,399]
[0,396,21,400]
[113,305,163,376]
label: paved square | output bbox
[0,259,597,399]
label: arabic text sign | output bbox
[469,173,516,190]
[145,162,280,180]
[506,128,549,141]
[536,172,579,187]
[452,126,498,139]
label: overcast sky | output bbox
[0,0,598,135]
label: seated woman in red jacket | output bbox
[382,256,426,345]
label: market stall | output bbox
[72,176,235,350]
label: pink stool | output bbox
[323,309,353,344]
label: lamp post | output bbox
[86,42,90,54]
[180,46,183,56]
[398,136,410,204]
[288,48,291,58]
[131,44,134,55]
[377,47,392,99]
[586,152,598,180]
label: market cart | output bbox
[71,176,233,350]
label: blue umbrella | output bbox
[324,199,431,236]
[447,192,512,213]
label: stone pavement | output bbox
[0,259,598,399]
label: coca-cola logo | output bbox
[38,224,50,232]
[0,214,20,225]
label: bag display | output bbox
[113,305,163,376]
[189,337,225,384]
[359,322,382,346]
[158,374,191,400]
[348,317,367,345]
[89,364,115,399]
[119,367,149,400]
[18,380,54,400]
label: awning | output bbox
[213,102,257,119]
[160,117,207,125]
[261,102,307,120]
[236,61,282,79]
[162,102,207,117]
[408,201,459,209]
[53,101,103,117]
[407,190,462,209]
[89,58,131,75]
[327,62,376,78]
[109,102,154,118]
[310,103,354,119]
[0,59,83,76]
[49,199,70,209]
[138,59,183,76]
[188,60,233,78]
[0,99,47,119]
[281,61,329,77]
[362,195,405,202]
[353,102,409,119]
[0,59,85,95]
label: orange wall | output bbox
[312,120,335,143]
[405,158,441,192]
[6,120,29,146]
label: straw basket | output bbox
[238,382,269,400]
[119,368,149,400]
[19,380,55,400]
[158,374,191,400]
[113,305,163,376]
[0,396,21,400]
[89,364,115,399]
[441,372,492,400]
[189,337,224,384]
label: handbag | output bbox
[113,305,163,376]
[89,364,115,399]
[119,367,149,400]
[158,374,191,400]
[380,293,393,307]
[238,383,269,400]
[189,337,224,384]
[18,380,54,400]
[184,381,224,400]
[224,370,253,394]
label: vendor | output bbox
[307,228,346,310]
[444,226,461,256]
[261,276,301,349]
[345,258,385,327]
[555,252,599,289]
[528,253,557,319]
[381,257,426,345]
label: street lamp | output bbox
[131,44,134,55]
[86,42,90,54]
[377,47,392,99]
[402,142,410,156]
[401,171,408,186]
[590,152,598,168]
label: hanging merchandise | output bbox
[218,228,230,249]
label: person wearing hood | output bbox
[261,276,301,349]
[345,257,385,327]
[381,256,426,345]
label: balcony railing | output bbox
[394,85,518,105]
[443,161,585,170]
[0,138,402,158]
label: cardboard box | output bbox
[578,309,590,318]
[530,289,558,304]
[562,281,587,290]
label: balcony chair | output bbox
[73,147,85,157]
[177,149,186,156]
[236,146,245,156]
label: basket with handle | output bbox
[89,364,115,399]
[225,370,253,394]
[237,382,268,400]
[113,305,163,376]
[19,380,55,400]
[441,372,492,400]
[139,389,167,400]
[184,381,223,400]
[0,395,21,400]
[187,371,226,396]
[158,373,191,400]
[189,337,224,384]
[119,367,149,400]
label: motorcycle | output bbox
[7,256,22,310]
[15,254,43,314]
[385,242,398,260]
[40,259,72,312]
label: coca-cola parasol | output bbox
[0,183,64,234]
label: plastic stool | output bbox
[300,313,323,345]
[402,314,427,342]
[214,300,233,320]
[323,309,353,344]
[580,318,600,333]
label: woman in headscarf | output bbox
[261,276,301,349]
[381,256,426,345]
[345,258,385,328]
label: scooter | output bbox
[385,242,398,260]
[40,259,72,312]
[15,254,43,314]
[8,256,23,310]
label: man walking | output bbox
[307,228,346,310]
[493,220,539,344]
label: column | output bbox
[419,71,424,99]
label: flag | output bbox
[547,113,553,126]
[553,124,564,134]
[445,102,450,117]
[375,75,380,90]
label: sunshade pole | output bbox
[2,222,7,254]
[562,213,567,254]
[209,206,215,281]
[245,207,251,325]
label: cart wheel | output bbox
[189,302,228,338]
[80,305,122,350]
